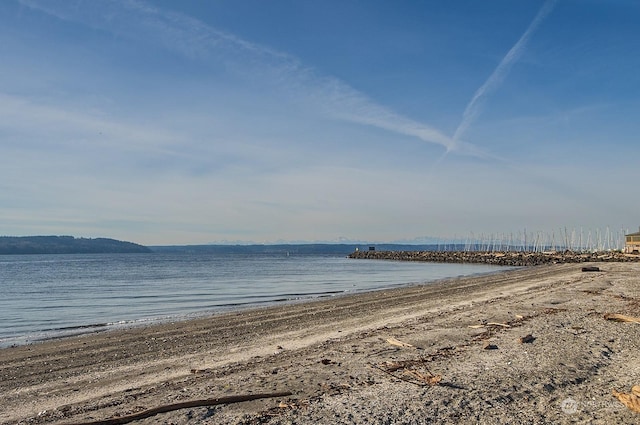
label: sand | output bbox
[2,262,640,424]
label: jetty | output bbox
[348,250,640,266]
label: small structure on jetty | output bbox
[625,228,640,254]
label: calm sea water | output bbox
[0,252,507,347]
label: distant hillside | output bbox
[0,236,151,255]
[149,243,442,255]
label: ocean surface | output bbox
[0,250,509,347]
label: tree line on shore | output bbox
[0,236,151,255]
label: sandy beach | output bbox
[2,262,640,424]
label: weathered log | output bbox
[66,391,293,425]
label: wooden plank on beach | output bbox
[386,337,414,348]
[604,313,640,323]
[64,392,293,425]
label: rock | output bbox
[483,341,498,350]
[519,334,536,344]
[348,250,639,266]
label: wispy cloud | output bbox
[19,0,485,157]
[17,0,555,162]
[311,76,457,150]
[453,0,557,143]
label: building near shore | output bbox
[625,228,640,254]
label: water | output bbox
[0,251,508,347]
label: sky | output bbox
[1,0,639,246]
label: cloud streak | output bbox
[453,0,557,143]
[20,0,485,157]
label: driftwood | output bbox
[468,322,511,329]
[372,362,441,387]
[386,337,415,348]
[403,369,442,386]
[67,392,293,425]
[604,313,640,323]
[612,386,640,413]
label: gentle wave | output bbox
[0,252,510,347]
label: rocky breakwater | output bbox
[348,250,640,266]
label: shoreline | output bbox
[2,263,640,424]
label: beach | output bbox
[2,262,640,424]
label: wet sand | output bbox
[2,262,640,424]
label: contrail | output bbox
[452,0,557,143]
[20,0,487,157]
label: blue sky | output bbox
[1,0,638,245]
